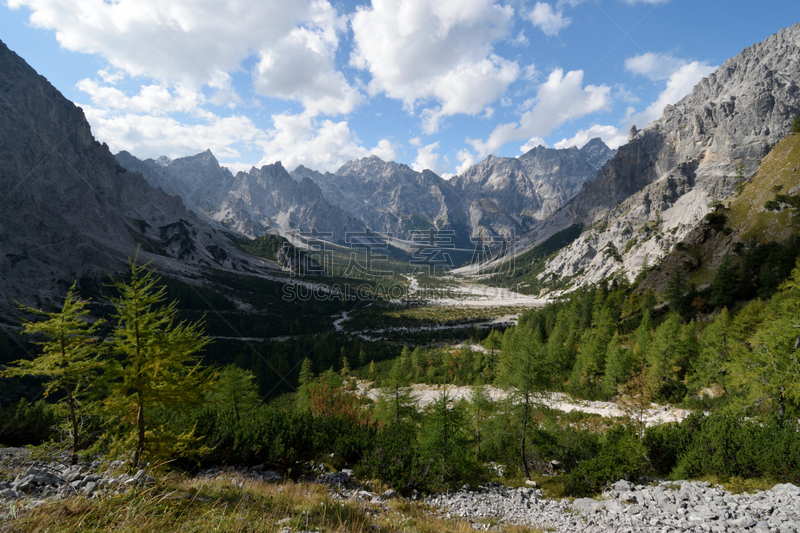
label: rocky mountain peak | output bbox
[515,23,800,292]
[0,39,253,313]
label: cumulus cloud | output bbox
[77,79,204,116]
[81,106,265,160]
[467,68,611,157]
[527,2,571,36]
[256,112,394,172]
[253,1,362,116]
[553,124,628,150]
[409,139,446,174]
[629,61,717,127]
[12,0,359,118]
[9,0,312,87]
[520,136,548,153]
[454,149,478,175]
[350,0,518,132]
[625,52,686,80]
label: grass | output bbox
[688,133,800,287]
[4,473,544,533]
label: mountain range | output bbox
[2,22,800,312]
[117,137,615,246]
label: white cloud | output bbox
[527,2,571,36]
[411,140,446,174]
[11,0,359,118]
[625,52,686,80]
[81,106,265,160]
[256,112,393,172]
[77,79,203,116]
[350,0,518,131]
[371,139,398,162]
[455,149,478,175]
[553,124,628,150]
[468,68,611,156]
[629,61,717,127]
[9,0,312,87]
[253,1,362,116]
[520,136,547,153]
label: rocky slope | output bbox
[115,149,234,215]
[0,39,262,315]
[450,139,615,240]
[120,139,611,247]
[293,156,471,244]
[505,23,800,292]
[117,152,363,240]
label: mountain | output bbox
[115,149,235,215]
[0,39,260,314]
[449,139,615,240]
[119,137,612,248]
[216,163,364,239]
[292,156,471,244]
[118,152,364,240]
[504,23,800,292]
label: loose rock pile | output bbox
[4,448,800,533]
[426,479,800,532]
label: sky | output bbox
[1,1,799,177]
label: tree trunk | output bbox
[521,394,531,481]
[134,393,145,469]
[66,385,79,466]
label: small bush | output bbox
[563,426,649,497]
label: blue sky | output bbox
[2,0,798,176]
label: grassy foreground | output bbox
[3,473,542,533]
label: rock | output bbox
[381,489,398,499]
[612,480,635,492]
[572,497,605,514]
[0,489,19,500]
[81,482,98,496]
[262,471,282,483]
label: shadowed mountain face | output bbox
[0,39,255,313]
[119,140,613,247]
[509,23,800,291]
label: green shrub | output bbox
[563,426,649,497]
[355,423,427,494]
[672,413,800,482]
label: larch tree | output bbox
[104,259,211,469]
[498,324,546,481]
[734,262,800,420]
[418,386,472,486]
[7,286,103,465]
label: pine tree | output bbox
[688,308,732,396]
[7,286,103,465]
[296,357,314,411]
[468,382,493,457]
[733,262,800,419]
[376,355,416,424]
[497,325,545,481]
[602,333,635,398]
[418,386,472,486]
[206,365,261,422]
[103,259,211,469]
